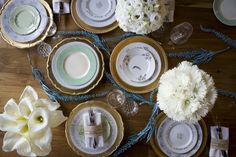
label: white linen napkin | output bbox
[209,126,229,157]
[52,0,70,14]
[83,111,104,148]
[164,0,175,22]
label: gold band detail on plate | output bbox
[0,0,53,49]
[110,36,168,94]
[65,100,124,157]
[70,0,118,34]
[150,112,208,157]
[47,37,104,95]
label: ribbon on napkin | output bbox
[209,126,229,157]
[84,125,103,136]
[52,0,70,14]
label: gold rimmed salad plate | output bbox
[65,100,124,157]
[9,5,40,35]
[47,37,104,95]
[0,0,53,48]
[110,36,168,94]
[71,0,118,34]
[150,113,208,157]
[213,0,236,26]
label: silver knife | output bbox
[58,2,64,24]
[216,126,227,157]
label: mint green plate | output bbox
[9,5,41,35]
[54,43,98,87]
[213,0,236,26]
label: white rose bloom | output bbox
[115,0,167,34]
[0,86,67,156]
[157,61,217,123]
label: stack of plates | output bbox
[110,36,168,94]
[47,37,104,95]
[66,101,124,157]
[150,113,208,157]
[0,0,53,48]
[213,0,236,26]
[71,0,118,34]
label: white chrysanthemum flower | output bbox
[0,86,67,156]
[157,61,217,123]
[115,0,167,34]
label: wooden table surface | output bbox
[1,0,236,157]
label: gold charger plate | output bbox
[150,112,208,157]
[110,36,168,94]
[0,0,53,49]
[65,100,124,157]
[71,0,118,34]
[47,37,104,95]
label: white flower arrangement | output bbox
[115,0,167,34]
[157,61,217,123]
[0,86,67,156]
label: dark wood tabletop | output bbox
[0,0,236,157]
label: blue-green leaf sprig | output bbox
[200,25,236,49]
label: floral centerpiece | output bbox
[157,61,217,123]
[0,86,67,156]
[115,0,167,34]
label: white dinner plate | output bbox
[157,117,203,157]
[1,0,48,42]
[116,42,161,87]
[75,0,116,28]
[69,106,118,155]
[51,41,100,90]
[121,48,156,83]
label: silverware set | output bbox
[214,116,227,157]
[88,109,98,149]
[211,113,228,157]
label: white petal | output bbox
[4,99,20,118]
[30,128,52,151]
[31,141,51,156]
[49,111,67,128]
[34,99,60,111]
[19,86,38,102]
[28,108,49,133]
[0,114,26,132]
[19,98,34,118]
[2,132,36,157]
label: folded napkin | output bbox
[209,126,229,157]
[83,111,104,148]
[164,0,175,22]
[52,0,70,14]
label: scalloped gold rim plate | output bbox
[0,0,53,49]
[47,37,104,95]
[150,112,208,157]
[65,100,124,157]
[71,0,118,34]
[110,36,168,94]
